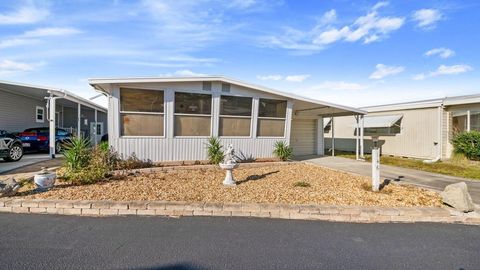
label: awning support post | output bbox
[94,109,98,145]
[331,116,335,156]
[360,115,365,159]
[77,103,81,138]
[48,97,56,159]
[355,115,359,160]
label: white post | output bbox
[331,116,335,156]
[355,115,359,160]
[49,97,56,158]
[360,115,365,159]
[94,109,98,145]
[467,110,471,132]
[77,103,81,138]
[371,147,380,191]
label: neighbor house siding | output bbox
[0,90,48,132]
[108,81,293,162]
[325,107,441,159]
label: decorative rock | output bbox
[440,182,475,213]
[0,178,20,197]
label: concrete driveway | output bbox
[0,153,50,174]
[303,156,480,204]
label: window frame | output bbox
[174,91,213,138]
[256,98,287,138]
[219,95,254,138]
[119,87,166,138]
[36,106,45,123]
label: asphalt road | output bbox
[0,213,479,270]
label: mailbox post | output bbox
[371,136,380,192]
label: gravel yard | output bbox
[18,163,442,207]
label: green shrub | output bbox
[206,137,224,164]
[452,131,480,160]
[273,141,293,161]
[63,136,91,171]
[293,181,311,188]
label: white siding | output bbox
[325,107,441,159]
[290,119,316,156]
[108,81,293,162]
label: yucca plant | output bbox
[273,141,293,161]
[206,137,224,164]
[63,136,91,171]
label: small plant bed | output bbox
[335,151,480,180]
[17,164,441,207]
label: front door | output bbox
[90,122,104,144]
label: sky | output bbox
[0,0,479,108]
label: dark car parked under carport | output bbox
[0,130,23,162]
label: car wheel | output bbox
[6,143,23,162]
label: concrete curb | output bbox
[1,198,479,225]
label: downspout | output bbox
[423,102,444,163]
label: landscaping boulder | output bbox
[0,178,20,197]
[440,182,475,212]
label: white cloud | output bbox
[413,64,473,80]
[309,81,367,91]
[160,69,208,77]
[22,27,82,38]
[257,75,283,81]
[285,74,310,82]
[369,64,405,79]
[0,38,39,49]
[424,47,455,58]
[228,0,257,9]
[0,59,44,75]
[412,9,442,29]
[320,9,337,25]
[266,2,404,53]
[0,4,49,24]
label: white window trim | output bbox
[173,92,213,137]
[36,106,45,123]
[119,88,166,138]
[218,95,254,138]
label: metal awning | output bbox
[356,115,403,128]
[323,117,331,128]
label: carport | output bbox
[0,81,107,159]
[291,98,367,159]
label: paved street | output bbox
[0,213,478,270]
[304,156,480,204]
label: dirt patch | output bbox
[17,163,441,207]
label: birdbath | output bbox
[34,167,56,190]
[219,144,239,186]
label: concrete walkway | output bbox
[303,156,480,204]
[0,154,50,174]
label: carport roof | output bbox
[0,80,106,112]
[89,76,366,116]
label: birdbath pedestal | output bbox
[219,162,239,186]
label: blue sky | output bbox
[0,0,479,108]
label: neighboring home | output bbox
[89,76,365,162]
[324,94,480,160]
[0,80,108,150]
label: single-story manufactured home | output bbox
[89,76,366,162]
[324,94,480,160]
[0,80,107,156]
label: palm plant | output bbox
[206,137,224,164]
[273,141,293,161]
[63,136,91,170]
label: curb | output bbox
[1,198,479,225]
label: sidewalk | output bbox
[304,156,480,204]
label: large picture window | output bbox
[219,96,252,136]
[257,98,287,137]
[174,92,212,136]
[120,88,164,136]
